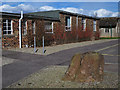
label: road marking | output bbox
[95,44,119,52]
[102,54,120,57]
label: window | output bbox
[105,28,109,33]
[93,20,96,31]
[116,22,120,33]
[23,21,27,35]
[3,19,13,35]
[82,18,86,31]
[45,21,53,33]
[65,16,71,31]
[32,21,35,34]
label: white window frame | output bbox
[93,20,97,32]
[23,21,27,35]
[45,22,54,34]
[32,21,36,34]
[3,19,13,35]
[65,16,72,31]
[11,20,13,34]
[82,18,86,31]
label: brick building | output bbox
[1,10,100,49]
[1,12,59,48]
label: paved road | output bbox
[2,39,119,87]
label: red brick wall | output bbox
[36,20,45,47]
[2,18,19,48]
[53,14,78,44]
[2,14,100,48]
[95,20,100,39]
[2,17,36,48]
[44,13,100,46]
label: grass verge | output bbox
[100,37,120,39]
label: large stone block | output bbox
[62,52,104,82]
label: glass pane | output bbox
[3,19,6,22]
[8,31,11,34]
[84,23,86,29]
[94,21,96,24]
[8,20,11,23]
[8,26,11,30]
[67,18,70,26]
[8,22,11,26]
[82,18,85,23]
[32,22,35,27]
[23,21,25,26]
[45,22,52,31]
[3,26,7,30]
[83,19,86,24]
[66,17,70,26]
[82,20,83,23]
[105,28,109,32]
[66,17,70,27]
[3,31,7,34]
[3,23,6,27]
[50,23,52,29]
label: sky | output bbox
[0,2,119,17]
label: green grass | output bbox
[100,37,120,39]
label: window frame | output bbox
[82,18,86,31]
[104,28,110,33]
[45,21,54,34]
[65,16,72,31]
[3,19,13,35]
[23,20,27,35]
[93,20,97,32]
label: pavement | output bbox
[8,39,117,55]
[2,39,119,88]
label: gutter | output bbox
[19,11,23,48]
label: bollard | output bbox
[34,36,36,53]
[43,36,44,54]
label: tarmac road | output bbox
[2,39,119,88]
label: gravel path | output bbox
[8,39,117,55]
[7,65,118,88]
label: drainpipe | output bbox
[110,24,112,38]
[19,11,23,48]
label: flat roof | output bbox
[0,12,60,21]
[99,17,119,28]
[28,10,100,20]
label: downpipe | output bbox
[19,11,23,48]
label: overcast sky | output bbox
[0,1,119,17]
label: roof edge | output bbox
[0,12,60,21]
[27,10,100,20]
